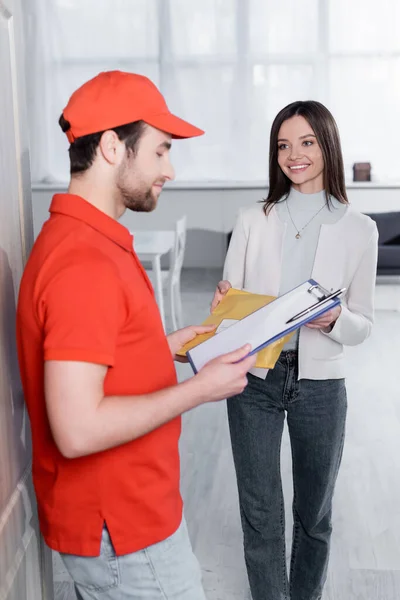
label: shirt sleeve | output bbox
[322,224,379,346]
[40,252,125,366]
[223,210,249,288]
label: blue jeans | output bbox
[60,518,206,600]
[227,350,347,600]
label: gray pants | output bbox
[60,518,207,600]
[227,350,347,600]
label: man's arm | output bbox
[45,345,256,459]
[40,253,255,458]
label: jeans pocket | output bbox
[60,527,120,592]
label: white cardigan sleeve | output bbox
[323,224,378,346]
[223,210,248,288]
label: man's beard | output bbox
[120,185,156,213]
[116,159,157,213]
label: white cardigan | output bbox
[223,202,379,380]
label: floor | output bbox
[53,269,400,600]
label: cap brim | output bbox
[144,112,204,139]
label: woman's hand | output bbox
[167,324,217,362]
[305,306,342,332]
[210,280,232,312]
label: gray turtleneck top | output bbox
[275,187,347,350]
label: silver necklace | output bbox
[286,200,326,239]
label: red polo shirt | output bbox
[16,194,182,556]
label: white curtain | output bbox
[24,0,400,184]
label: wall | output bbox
[32,183,400,268]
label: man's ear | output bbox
[98,130,125,165]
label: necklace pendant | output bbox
[296,233,301,239]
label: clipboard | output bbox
[185,279,345,374]
[176,288,295,369]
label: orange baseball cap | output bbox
[62,70,204,143]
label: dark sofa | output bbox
[366,212,400,276]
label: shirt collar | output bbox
[49,194,133,251]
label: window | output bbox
[26,0,400,184]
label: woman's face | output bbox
[277,115,324,194]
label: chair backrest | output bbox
[170,216,187,285]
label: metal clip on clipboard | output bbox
[307,282,331,299]
[286,284,346,324]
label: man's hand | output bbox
[167,324,217,362]
[305,306,342,332]
[194,344,257,402]
[210,280,232,312]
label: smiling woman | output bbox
[210,99,379,600]
[266,100,348,210]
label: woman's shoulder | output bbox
[344,205,378,237]
[237,202,274,225]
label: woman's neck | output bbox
[291,179,324,194]
[288,186,327,209]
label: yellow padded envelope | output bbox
[177,288,293,369]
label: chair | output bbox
[147,216,187,331]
